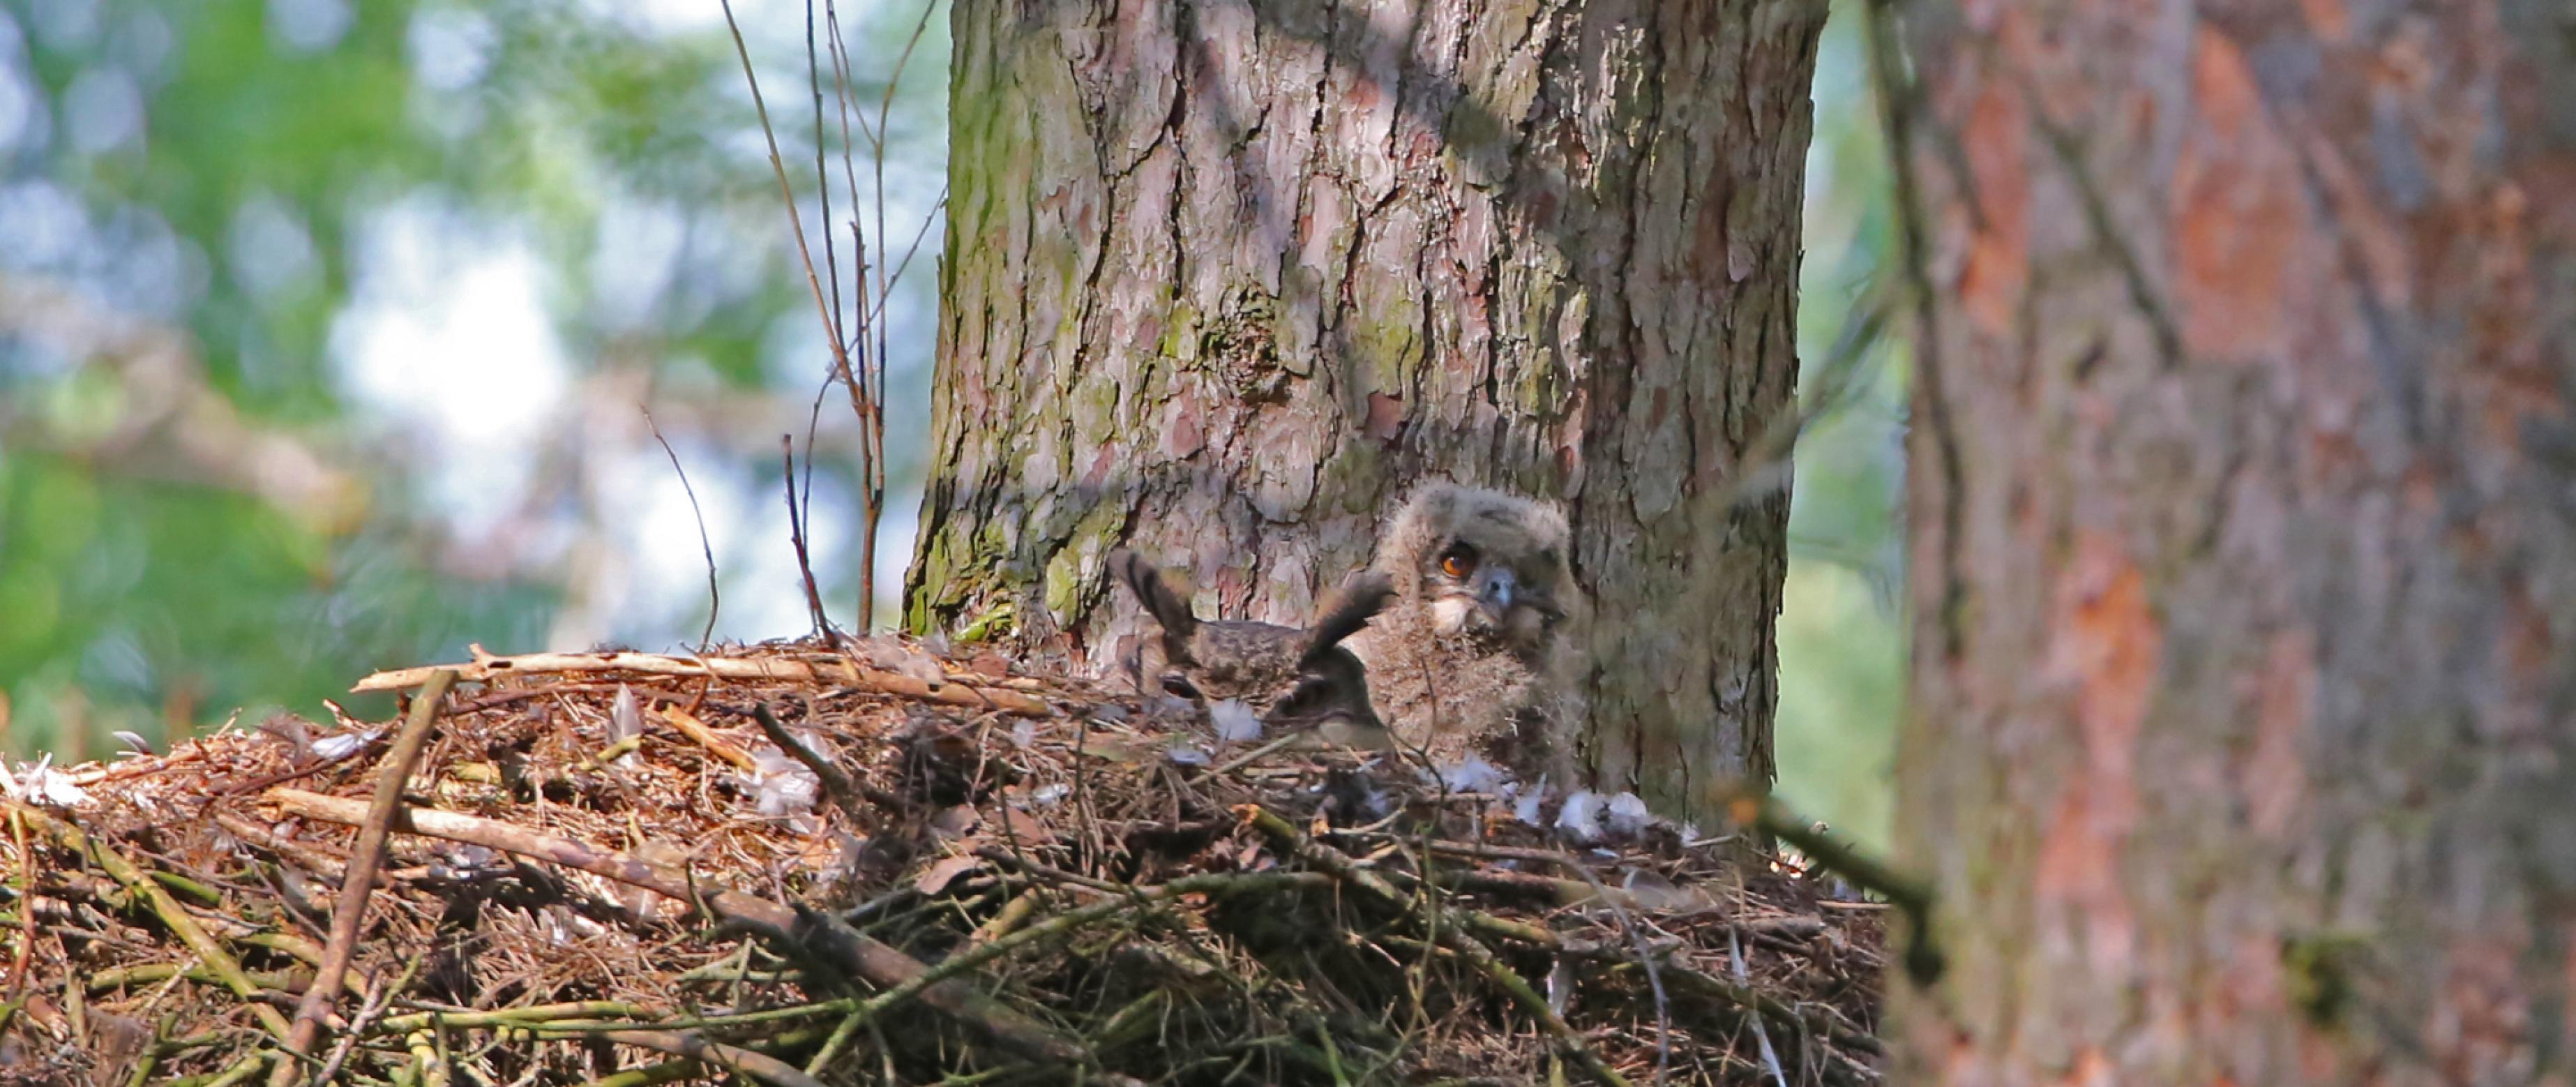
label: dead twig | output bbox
[1237,805,1633,1087]
[779,437,838,643]
[278,668,457,1079]
[351,648,1050,716]
[644,410,721,649]
[747,702,871,831]
[10,805,294,1040]
[660,704,762,774]
[1726,790,1941,985]
[264,788,1086,1064]
[310,959,420,1086]
[6,807,34,1007]
[588,1028,828,1087]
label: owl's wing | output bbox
[1301,570,1395,666]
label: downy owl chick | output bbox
[1108,549,1396,737]
[1343,481,1585,777]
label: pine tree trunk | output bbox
[912,1,1823,816]
[1889,1,2576,1081]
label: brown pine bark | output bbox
[911,1,1824,817]
[1888,1,2576,1082]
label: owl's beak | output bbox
[1472,566,1517,620]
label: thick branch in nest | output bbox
[352,647,1050,717]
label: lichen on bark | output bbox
[912,0,1823,821]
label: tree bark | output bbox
[912,0,1823,817]
[1889,1,2576,1081]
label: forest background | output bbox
[0,0,1904,846]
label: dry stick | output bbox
[6,807,34,1007]
[1864,0,1971,663]
[661,705,761,774]
[278,668,458,1081]
[589,1020,839,1087]
[811,0,875,634]
[643,410,721,648]
[1236,806,1633,1087]
[350,650,1049,716]
[8,805,294,1040]
[816,1,865,451]
[717,0,880,633]
[1728,927,1788,1087]
[1644,962,1883,1059]
[264,788,1085,1063]
[1725,791,1942,986]
[716,0,866,431]
[746,703,871,830]
[1542,859,1672,1087]
[310,958,419,1086]
[802,0,843,354]
[778,439,838,642]
[843,871,1324,1033]
[589,1028,827,1087]
[856,2,937,633]
[1378,890,1883,1066]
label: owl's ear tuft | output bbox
[1109,549,1198,638]
[1410,481,1462,521]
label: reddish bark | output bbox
[1892,1,2576,1082]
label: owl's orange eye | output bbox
[1439,548,1477,578]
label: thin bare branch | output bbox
[644,409,722,648]
[780,437,836,642]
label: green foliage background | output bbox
[0,0,1903,847]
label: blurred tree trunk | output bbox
[910,1,1823,816]
[1888,1,2576,1081]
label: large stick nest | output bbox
[0,638,1885,1086]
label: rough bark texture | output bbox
[1891,1,2576,1083]
[912,0,1824,817]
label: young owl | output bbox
[1107,549,1396,735]
[1343,481,1585,779]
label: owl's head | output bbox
[1109,548,1396,728]
[1378,481,1573,652]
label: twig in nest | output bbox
[1558,857,1673,1086]
[310,958,420,1086]
[748,702,871,831]
[9,805,294,1040]
[845,870,1325,1033]
[1237,805,1634,1087]
[264,788,1085,1063]
[278,668,458,1081]
[352,650,1050,716]
[6,807,33,1007]
[1724,790,1943,985]
[643,409,721,648]
[588,1028,827,1087]
[1730,927,1788,1087]
[662,705,761,774]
